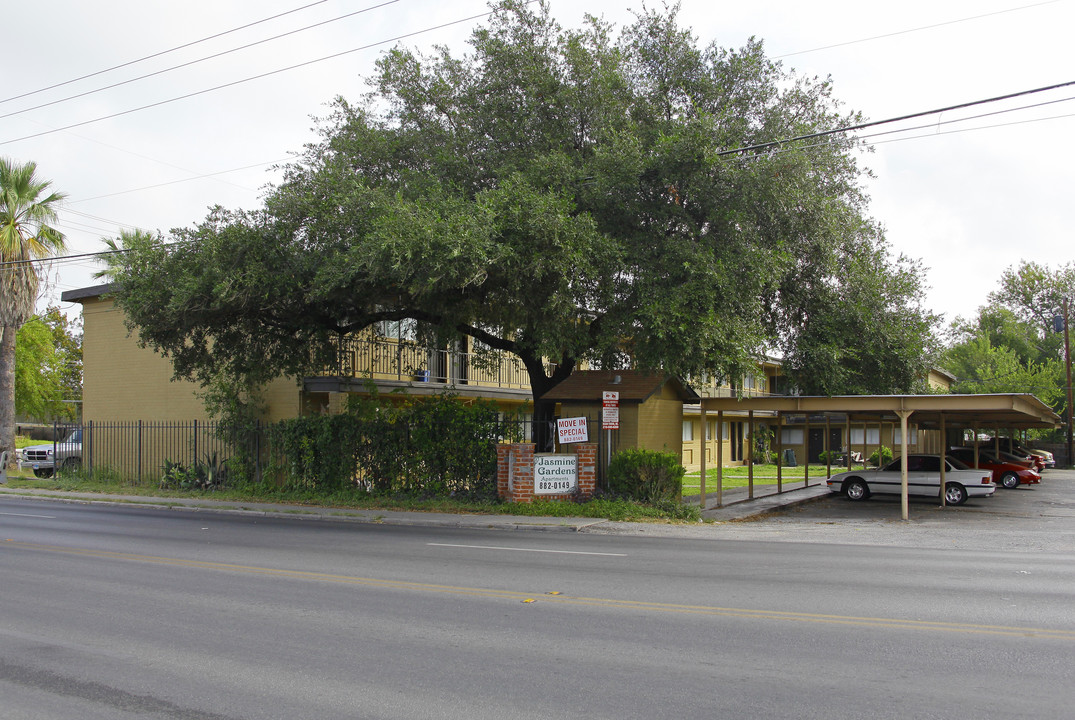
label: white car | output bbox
[19,428,82,478]
[826,454,995,505]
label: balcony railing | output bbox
[321,335,542,392]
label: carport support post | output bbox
[939,414,947,508]
[776,414,783,493]
[699,406,707,510]
[825,415,832,479]
[897,409,913,521]
[861,422,868,469]
[716,411,724,508]
[845,416,852,470]
[747,410,754,500]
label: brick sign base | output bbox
[496,443,597,503]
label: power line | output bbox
[717,80,1075,156]
[0,0,403,122]
[68,157,291,204]
[0,8,500,148]
[774,0,1062,59]
[0,0,333,106]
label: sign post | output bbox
[602,391,619,467]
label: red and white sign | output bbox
[602,391,620,430]
[556,416,589,444]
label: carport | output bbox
[699,394,1061,520]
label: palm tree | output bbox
[0,158,67,468]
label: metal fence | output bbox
[53,420,259,486]
[52,414,622,490]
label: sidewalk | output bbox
[0,481,831,533]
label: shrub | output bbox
[868,445,893,467]
[265,391,501,499]
[607,448,685,503]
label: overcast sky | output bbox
[4,0,1073,332]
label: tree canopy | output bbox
[14,307,82,421]
[105,1,936,434]
[942,260,1071,420]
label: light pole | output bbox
[1057,300,1074,468]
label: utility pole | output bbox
[1065,299,1073,468]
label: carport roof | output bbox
[699,393,1061,429]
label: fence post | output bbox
[255,420,262,484]
[193,419,198,465]
[138,420,143,485]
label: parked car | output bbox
[980,436,1049,470]
[826,454,995,505]
[946,447,1041,489]
[19,428,82,478]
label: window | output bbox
[780,428,804,445]
[705,420,715,441]
[380,319,417,341]
[722,422,729,440]
[682,421,694,441]
[850,428,881,445]
[893,426,918,445]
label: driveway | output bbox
[694,469,1075,553]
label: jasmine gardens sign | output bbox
[534,454,578,495]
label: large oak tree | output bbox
[105,1,936,442]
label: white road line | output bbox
[428,542,626,557]
[0,512,57,519]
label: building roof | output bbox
[60,283,113,302]
[699,393,1061,429]
[540,370,701,404]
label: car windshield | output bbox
[946,457,970,470]
[63,429,81,443]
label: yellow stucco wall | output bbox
[80,296,300,422]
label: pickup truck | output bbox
[20,428,82,478]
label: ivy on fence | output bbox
[265,393,504,499]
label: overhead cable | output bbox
[0,8,501,147]
[0,0,333,106]
[0,0,402,121]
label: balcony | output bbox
[306,335,543,396]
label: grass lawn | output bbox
[683,463,854,491]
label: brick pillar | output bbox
[574,442,597,501]
[497,442,597,504]
[497,443,535,503]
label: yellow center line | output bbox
[7,540,1073,640]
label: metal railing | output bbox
[326,335,546,391]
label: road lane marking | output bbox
[5,540,1074,640]
[0,512,56,519]
[427,542,627,557]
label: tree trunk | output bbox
[0,324,16,469]
[523,354,574,452]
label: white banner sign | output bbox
[556,416,589,444]
[534,454,578,494]
[602,391,620,430]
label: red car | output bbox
[948,448,1041,489]
[981,436,1049,471]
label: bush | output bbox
[265,392,502,500]
[607,448,685,503]
[868,445,893,467]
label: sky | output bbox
[4,0,1073,333]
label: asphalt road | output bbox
[2,480,1074,719]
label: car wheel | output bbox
[32,468,54,479]
[944,482,968,506]
[844,478,870,501]
[1000,472,1019,489]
